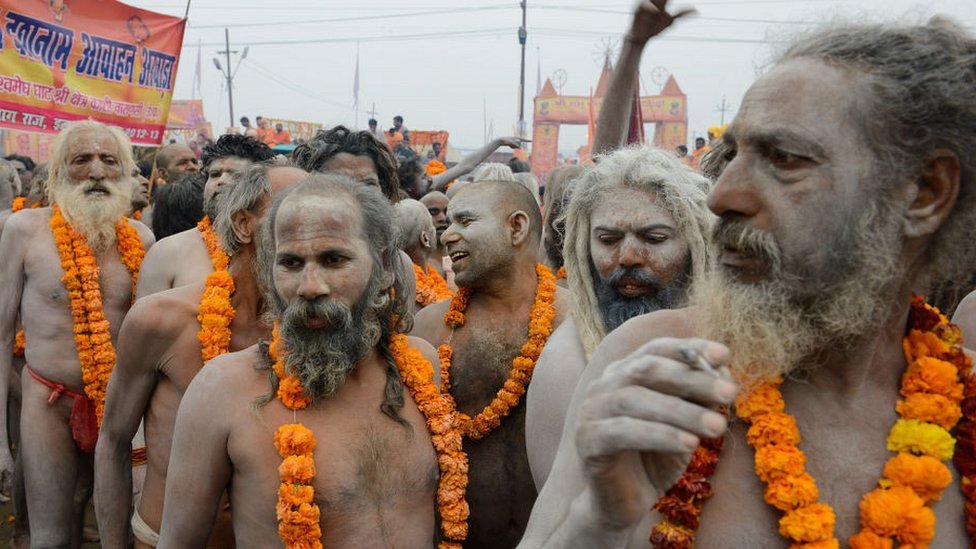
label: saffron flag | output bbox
[0,0,186,145]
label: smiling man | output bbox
[525,145,713,488]
[411,179,571,548]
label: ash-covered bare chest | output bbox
[448,320,528,416]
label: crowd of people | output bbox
[0,1,975,548]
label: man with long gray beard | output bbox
[137,135,273,297]
[525,146,713,489]
[520,14,976,548]
[0,120,154,547]
[158,174,443,547]
[95,162,306,548]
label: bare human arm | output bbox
[156,358,233,548]
[592,0,695,157]
[94,296,173,547]
[525,317,587,490]
[135,236,176,300]
[518,312,736,548]
[431,137,524,191]
[0,213,28,492]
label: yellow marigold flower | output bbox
[886,419,955,461]
[790,540,840,549]
[903,329,950,362]
[778,503,836,542]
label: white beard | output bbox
[51,172,132,253]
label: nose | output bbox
[706,155,760,223]
[440,224,460,246]
[617,236,644,267]
[88,159,106,181]
[297,265,330,301]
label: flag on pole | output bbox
[191,39,202,99]
[353,43,360,113]
[586,86,595,161]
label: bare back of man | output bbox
[522,308,969,547]
[412,289,570,548]
[96,281,266,547]
[135,227,213,298]
[158,341,440,548]
[0,207,152,546]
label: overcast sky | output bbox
[130,0,976,153]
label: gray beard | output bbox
[275,288,382,403]
[594,265,688,332]
[51,174,132,253]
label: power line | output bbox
[188,5,512,29]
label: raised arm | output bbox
[592,0,695,157]
[0,214,28,492]
[431,137,523,190]
[94,298,169,547]
[519,318,735,548]
[156,362,233,548]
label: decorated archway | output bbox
[531,61,688,181]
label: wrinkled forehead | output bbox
[67,129,120,157]
[448,187,499,217]
[209,155,248,172]
[729,57,867,145]
[275,193,363,243]
[590,187,676,228]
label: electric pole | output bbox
[214,29,248,130]
[715,95,733,126]
[517,0,527,139]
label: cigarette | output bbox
[679,348,719,376]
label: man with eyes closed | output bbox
[525,146,714,490]
[411,179,571,548]
[158,174,443,548]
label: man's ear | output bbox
[509,210,531,246]
[231,209,257,246]
[903,149,960,239]
[420,229,433,250]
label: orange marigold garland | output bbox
[414,262,453,308]
[196,216,236,363]
[10,197,26,212]
[438,263,556,440]
[390,332,469,548]
[729,295,967,548]
[650,418,725,548]
[268,323,321,549]
[555,266,567,280]
[197,216,230,270]
[50,205,144,424]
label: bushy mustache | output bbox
[713,219,782,272]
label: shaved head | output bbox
[454,179,543,245]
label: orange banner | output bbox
[0,0,186,145]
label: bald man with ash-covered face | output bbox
[411,180,571,548]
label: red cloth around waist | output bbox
[25,365,98,453]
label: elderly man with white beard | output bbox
[525,146,713,489]
[520,13,976,548]
[0,120,154,547]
